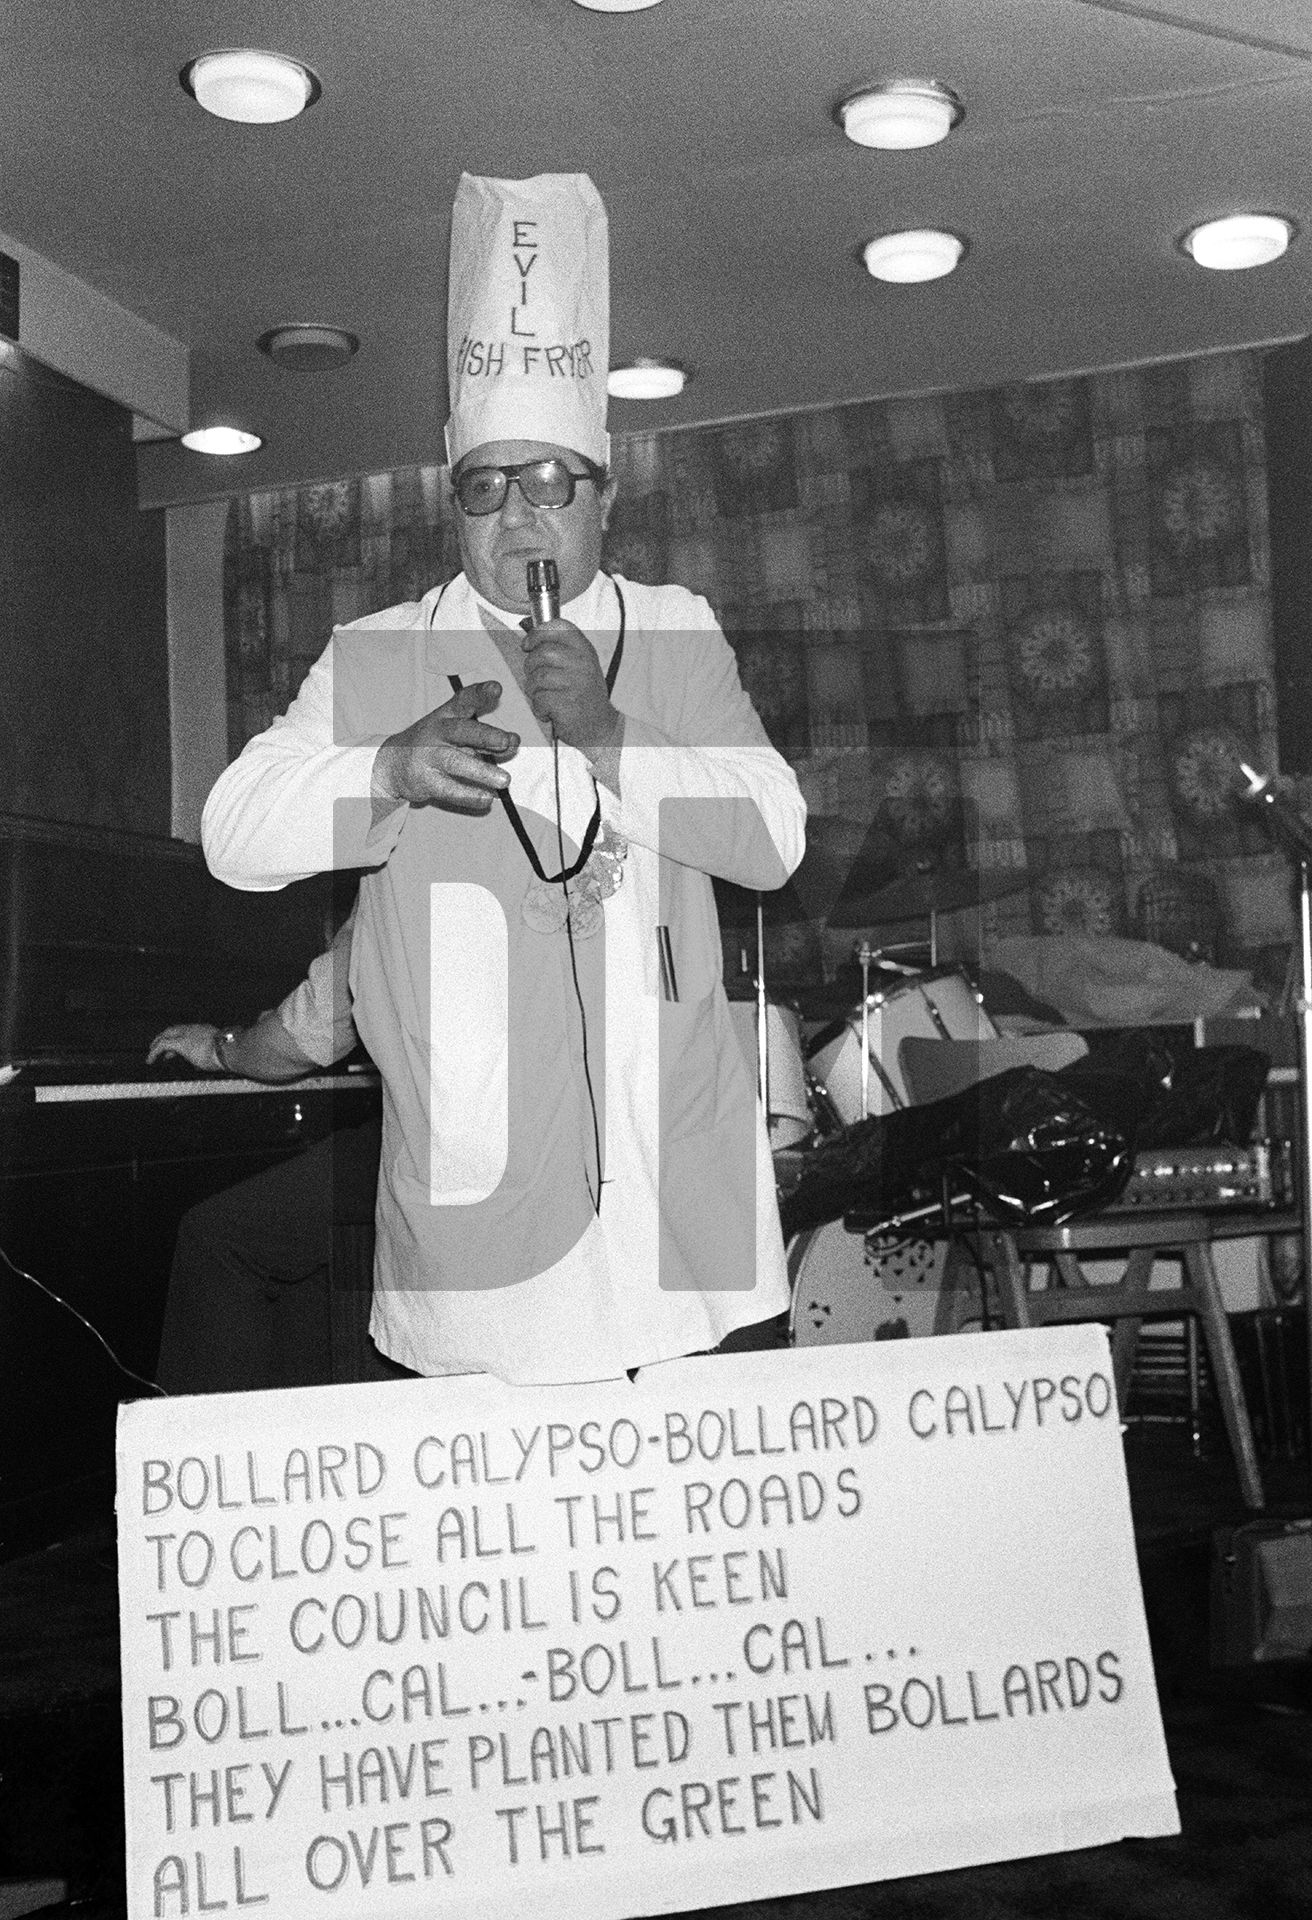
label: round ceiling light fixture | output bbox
[608,357,688,399]
[572,0,663,11]
[258,324,360,371]
[862,228,965,283]
[1181,212,1294,271]
[181,49,320,123]
[838,79,964,150]
[180,425,263,456]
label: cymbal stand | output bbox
[1240,769,1312,1507]
[855,939,874,1119]
[871,950,924,979]
[1297,859,1312,1499]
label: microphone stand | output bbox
[1241,767,1312,1499]
[856,940,873,1120]
[1295,861,1312,1495]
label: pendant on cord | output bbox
[521,822,629,938]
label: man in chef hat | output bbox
[203,172,806,1386]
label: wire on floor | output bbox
[0,1238,167,1396]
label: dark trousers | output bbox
[154,1119,385,1395]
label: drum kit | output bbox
[719,849,1025,1349]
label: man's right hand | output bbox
[372,682,519,814]
[148,1024,225,1071]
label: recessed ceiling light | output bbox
[180,426,263,456]
[258,324,360,371]
[571,0,663,10]
[608,358,688,399]
[181,49,320,124]
[1182,213,1294,271]
[839,79,964,150]
[862,229,965,283]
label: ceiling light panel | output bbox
[839,80,964,150]
[1182,213,1293,272]
[863,229,964,283]
[258,325,360,372]
[181,50,319,124]
[181,426,263,456]
[608,358,688,399]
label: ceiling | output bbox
[4,0,1311,510]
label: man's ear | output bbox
[600,476,619,531]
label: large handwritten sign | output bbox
[118,1326,1178,1918]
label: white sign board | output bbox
[117,1326,1178,1919]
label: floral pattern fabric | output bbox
[223,350,1287,985]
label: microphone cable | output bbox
[529,555,605,1218]
[553,731,604,1218]
[447,566,617,1222]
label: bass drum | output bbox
[727,1000,813,1149]
[787,1219,973,1344]
[805,967,995,1124]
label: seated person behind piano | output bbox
[148,908,392,1394]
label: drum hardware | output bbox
[787,1216,952,1345]
[786,1171,1004,1346]
[789,956,926,1022]
[878,1191,975,1233]
[856,940,873,1120]
[730,1000,811,1150]
[727,892,816,1152]
[853,940,932,1118]
[802,1066,846,1140]
[804,967,998,1126]
[858,945,924,977]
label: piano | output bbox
[0,812,380,1558]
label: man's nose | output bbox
[499,477,539,527]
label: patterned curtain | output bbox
[223,349,1290,988]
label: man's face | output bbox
[453,439,617,614]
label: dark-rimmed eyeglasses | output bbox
[453,458,606,517]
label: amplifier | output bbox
[1109,1140,1294,1212]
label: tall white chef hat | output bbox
[445,171,610,469]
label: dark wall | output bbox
[1266,335,1312,777]
[0,342,169,831]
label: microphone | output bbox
[1238,761,1312,864]
[525,559,561,746]
[526,558,559,628]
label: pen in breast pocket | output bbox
[656,925,679,1002]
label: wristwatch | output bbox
[212,1027,241,1073]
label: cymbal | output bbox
[829,864,1027,925]
[714,815,899,928]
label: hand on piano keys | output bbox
[147,1023,226,1073]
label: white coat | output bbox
[202,571,806,1382]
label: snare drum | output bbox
[728,1000,812,1149]
[805,968,996,1124]
[787,1220,953,1344]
